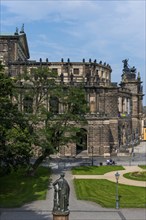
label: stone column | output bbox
[127,98,130,114]
[118,97,122,113]
[125,98,127,113]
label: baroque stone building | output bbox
[0,27,144,157]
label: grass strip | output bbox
[138,165,146,169]
[72,165,124,175]
[74,179,146,208]
[123,171,146,181]
[0,167,51,208]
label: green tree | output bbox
[0,62,32,174]
[15,67,88,175]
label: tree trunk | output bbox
[27,150,49,176]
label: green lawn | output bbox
[74,179,146,208]
[123,171,146,181]
[72,165,124,175]
[0,167,51,208]
[138,165,146,169]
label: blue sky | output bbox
[1,0,146,104]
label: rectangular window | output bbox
[23,97,33,113]
[52,68,58,74]
[49,96,59,114]
[73,68,79,75]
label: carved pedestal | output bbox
[52,211,70,220]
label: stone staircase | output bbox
[76,150,89,158]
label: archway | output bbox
[76,128,87,154]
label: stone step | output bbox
[76,150,88,158]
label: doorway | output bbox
[76,128,87,154]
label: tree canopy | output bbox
[0,62,32,174]
[0,65,88,175]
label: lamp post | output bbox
[115,171,120,209]
[91,146,94,166]
[131,131,135,161]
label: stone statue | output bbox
[122,59,128,68]
[20,24,24,33]
[14,27,19,35]
[130,66,136,73]
[21,24,24,32]
[122,59,136,74]
[53,172,70,213]
[122,59,129,72]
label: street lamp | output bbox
[91,146,94,166]
[131,131,135,161]
[115,171,120,209]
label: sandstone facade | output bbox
[0,28,144,157]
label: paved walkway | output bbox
[73,166,146,187]
[1,142,145,219]
[1,165,146,220]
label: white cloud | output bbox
[1,0,146,104]
[1,0,100,22]
[1,0,145,42]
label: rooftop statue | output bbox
[53,172,70,213]
[20,24,25,33]
[122,59,129,72]
[122,59,128,68]
[14,27,19,35]
[122,59,136,74]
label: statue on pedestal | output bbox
[53,172,70,214]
